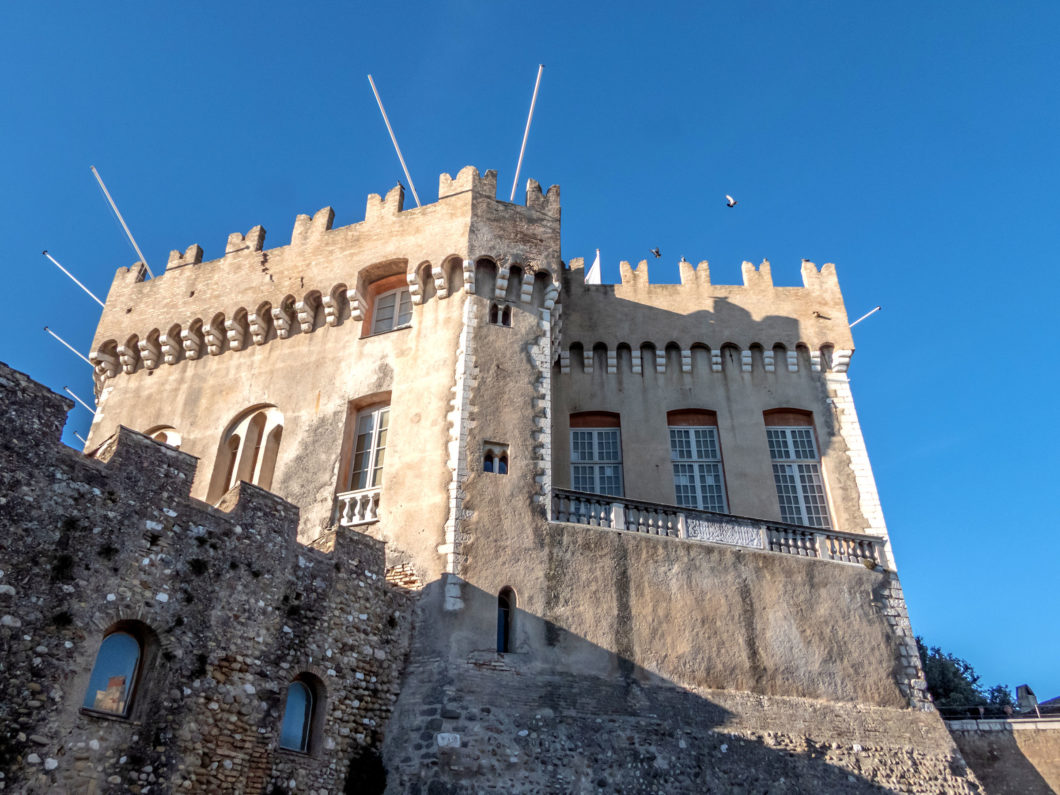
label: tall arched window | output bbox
[668,409,728,512]
[764,409,831,528]
[210,406,284,501]
[279,674,322,753]
[497,587,515,653]
[570,411,623,496]
[82,628,145,717]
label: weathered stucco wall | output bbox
[948,720,1060,794]
[0,364,411,793]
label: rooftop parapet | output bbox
[562,256,854,353]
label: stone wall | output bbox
[948,718,1060,794]
[383,624,981,794]
[0,362,411,793]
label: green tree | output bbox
[915,637,1014,708]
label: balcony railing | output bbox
[336,486,381,526]
[551,489,884,568]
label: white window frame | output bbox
[766,426,831,528]
[570,427,623,497]
[371,287,412,335]
[669,425,728,512]
[348,405,389,491]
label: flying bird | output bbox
[650,248,661,258]
[725,195,737,208]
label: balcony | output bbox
[336,486,381,527]
[551,489,884,568]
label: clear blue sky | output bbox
[2,3,1057,699]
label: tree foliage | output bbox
[916,637,1014,708]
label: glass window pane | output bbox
[772,463,803,524]
[372,292,397,333]
[397,290,413,326]
[279,681,313,751]
[670,429,692,460]
[83,632,139,714]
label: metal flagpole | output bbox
[63,386,97,415]
[849,306,882,328]
[367,75,421,208]
[42,251,105,307]
[90,166,154,278]
[510,64,545,202]
[74,431,88,446]
[43,327,93,366]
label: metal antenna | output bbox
[73,431,88,446]
[42,251,105,308]
[43,327,92,367]
[367,75,421,208]
[849,306,882,328]
[510,64,545,202]
[90,166,154,278]
[63,386,97,415]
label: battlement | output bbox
[561,256,854,357]
[89,168,561,383]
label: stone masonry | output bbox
[0,363,411,793]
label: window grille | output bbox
[570,428,623,497]
[669,426,727,512]
[766,427,831,528]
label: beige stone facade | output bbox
[0,167,989,792]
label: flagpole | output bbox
[510,64,545,202]
[91,166,155,278]
[43,327,93,366]
[367,74,421,208]
[42,251,105,307]
[63,386,97,415]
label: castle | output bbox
[0,167,985,792]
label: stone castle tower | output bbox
[0,167,983,792]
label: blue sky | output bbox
[2,2,1057,699]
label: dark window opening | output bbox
[497,587,515,653]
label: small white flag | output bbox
[585,248,602,284]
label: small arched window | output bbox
[488,303,499,324]
[483,452,495,472]
[82,631,142,716]
[497,454,508,475]
[279,675,321,753]
[501,306,512,327]
[497,587,515,653]
[145,426,182,449]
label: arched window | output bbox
[501,306,512,327]
[482,442,509,475]
[668,410,728,512]
[497,587,515,653]
[569,411,623,496]
[210,406,284,501]
[145,426,182,449]
[279,675,322,753]
[82,630,143,716]
[488,303,499,324]
[764,409,831,528]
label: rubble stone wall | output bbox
[0,362,411,794]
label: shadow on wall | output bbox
[378,578,978,794]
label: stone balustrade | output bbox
[336,486,381,526]
[551,489,883,568]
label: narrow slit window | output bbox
[497,588,515,653]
